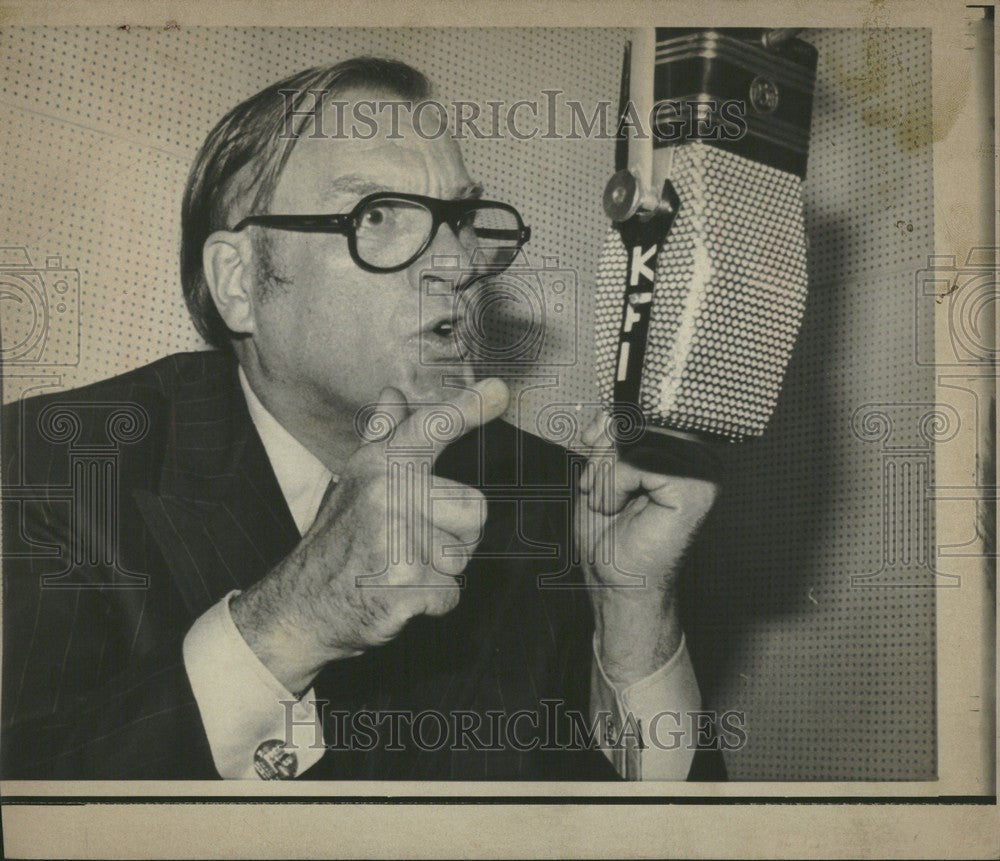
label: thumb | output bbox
[357,386,411,444]
[581,409,614,450]
[393,376,510,459]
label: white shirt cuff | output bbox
[182,590,325,779]
[590,633,702,780]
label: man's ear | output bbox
[203,230,256,335]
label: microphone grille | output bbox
[594,144,809,443]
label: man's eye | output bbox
[361,205,394,229]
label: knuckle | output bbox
[680,477,719,512]
[359,477,388,508]
[474,502,489,529]
[356,588,406,638]
[348,442,381,470]
[423,584,461,617]
[432,546,470,578]
[432,490,484,527]
[453,490,488,524]
[441,588,461,612]
[464,486,487,509]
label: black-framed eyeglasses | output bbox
[231,191,531,274]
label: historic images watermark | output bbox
[2,399,153,590]
[417,251,580,370]
[0,247,80,370]
[0,246,81,404]
[276,91,751,142]
[847,247,998,589]
[278,701,749,754]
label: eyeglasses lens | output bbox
[355,197,522,270]
[354,198,434,269]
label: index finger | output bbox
[392,377,510,459]
[580,409,616,451]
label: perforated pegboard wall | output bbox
[684,27,938,780]
[0,26,938,780]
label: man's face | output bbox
[244,90,482,421]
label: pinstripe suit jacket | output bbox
[2,351,724,780]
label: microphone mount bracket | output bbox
[603,169,680,224]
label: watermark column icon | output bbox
[910,248,997,573]
[5,401,152,589]
[352,396,481,584]
[850,402,961,588]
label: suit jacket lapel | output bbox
[133,356,300,619]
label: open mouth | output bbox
[431,318,455,338]
[420,313,469,362]
[425,314,463,340]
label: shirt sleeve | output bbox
[589,633,702,780]
[182,590,326,780]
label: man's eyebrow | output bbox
[458,182,485,200]
[325,175,389,198]
[324,176,485,201]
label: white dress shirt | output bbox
[182,369,702,779]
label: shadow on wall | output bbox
[681,208,848,713]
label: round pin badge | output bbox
[253,739,298,780]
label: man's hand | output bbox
[575,412,718,687]
[231,377,510,694]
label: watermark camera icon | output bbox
[914,247,997,367]
[0,247,80,367]
[418,249,578,369]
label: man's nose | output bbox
[415,221,481,292]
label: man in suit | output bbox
[1,56,723,781]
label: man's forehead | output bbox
[274,126,475,207]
